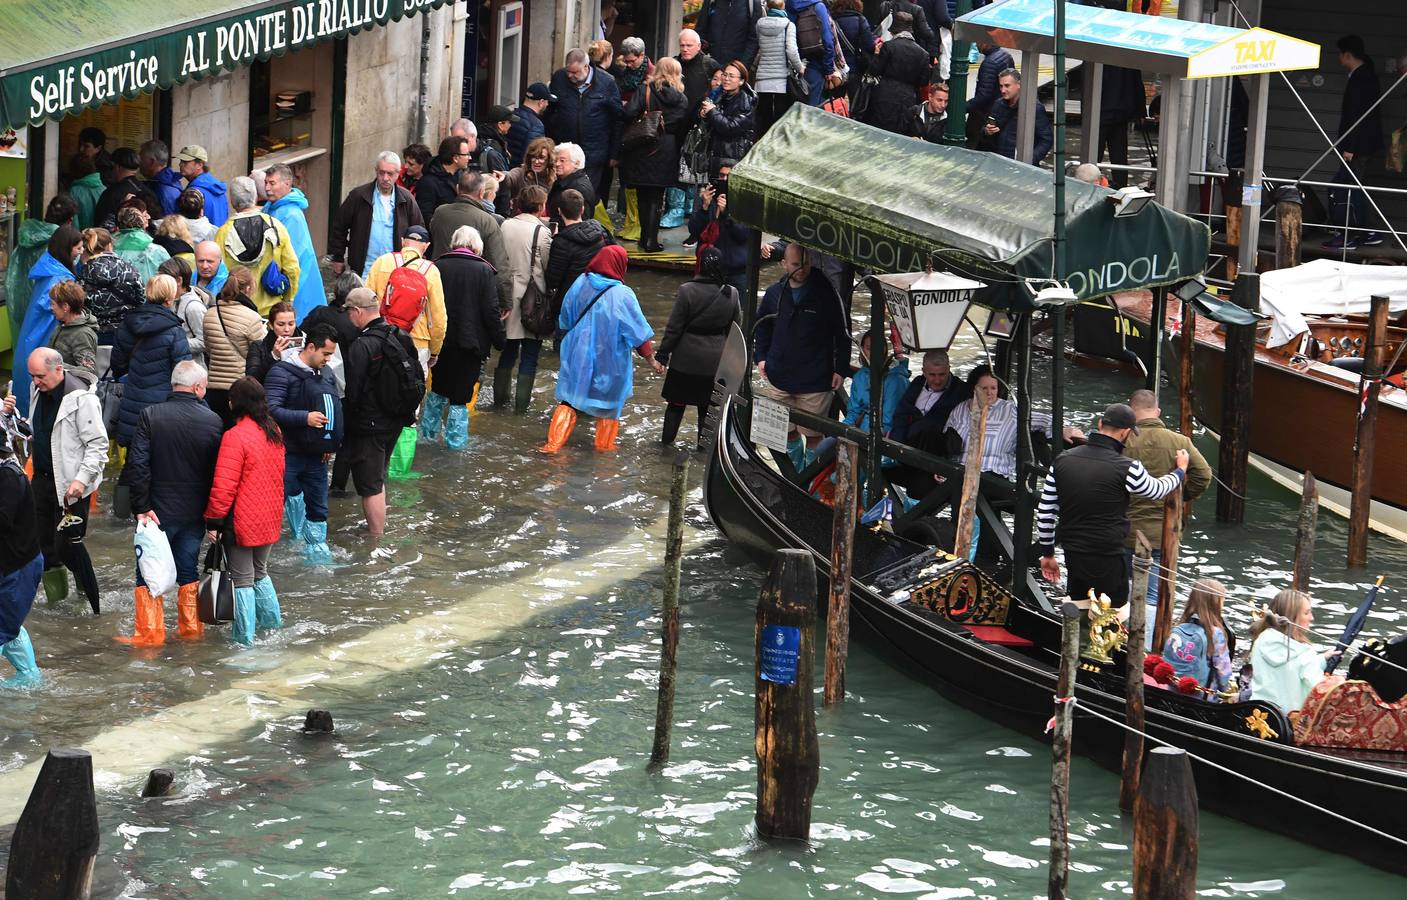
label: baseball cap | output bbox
[1101,403,1140,434]
[175,145,209,163]
[404,225,431,242]
[487,104,521,124]
[526,83,556,102]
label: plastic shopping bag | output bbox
[133,520,178,599]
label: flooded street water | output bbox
[2,269,1406,897]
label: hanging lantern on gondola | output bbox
[874,271,986,352]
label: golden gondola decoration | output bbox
[1081,591,1125,670]
[1245,708,1280,741]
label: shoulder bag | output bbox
[621,85,664,153]
[519,224,556,338]
[567,286,613,334]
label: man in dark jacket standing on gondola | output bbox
[127,360,222,641]
[1037,403,1188,607]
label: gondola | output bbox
[704,397,1407,875]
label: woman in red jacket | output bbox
[204,376,286,645]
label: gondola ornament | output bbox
[1082,591,1126,668]
[1245,708,1280,741]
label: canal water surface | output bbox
[2,270,1404,897]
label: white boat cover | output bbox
[1259,259,1407,348]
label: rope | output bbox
[1067,693,1407,850]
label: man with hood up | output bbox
[140,140,184,216]
[214,176,300,316]
[176,145,229,226]
[263,164,327,323]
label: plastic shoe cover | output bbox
[114,585,166,646]
[594,418,620,452]
[284,493,307,540]
[176,582,204,639]
[539,404,577,453]
[41,567,68,603]
[232,586,257,646]
[1,628,41,688]
[253,576,282,630]
[786,436,807,473]
[420,392,448,442]
[446,405,470,451]
[303,520,333,566]
[660,188,688,229]
[619,189,641,241]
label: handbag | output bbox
[96,365,123,435]
[519,224,555,338]
[679,125,712,185]
[621,85,664,153]
[197,539,235,625]
[788,68,810,101]
[849,73,880,120]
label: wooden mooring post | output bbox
[1152,492,1182,653]
[1178,296,1195,439]
[1122,534,1152,812]
[823,439,859,707]
[1216,273,1258,525]
[954,394,990,561]
[1274,186,1303,270]
[1134,746,1200,899]
[647,450,691,773]
[6,748,100,900]
[1048,602,1081,900]
[755,549,819,841]
[1348,295,1389,568]
[1293,472,1318,593]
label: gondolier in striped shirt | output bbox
[1036,403,1188,606]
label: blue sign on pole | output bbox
[760,625,801,685]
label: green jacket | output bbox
[1123,417,1212,548]
[70,171,105,229]
[49,310,99,377]
[113,228,171,283]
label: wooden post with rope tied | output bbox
[1293,472,1318,593]
[953,392,991,561]
[823,438,859,707]
[1122,532,1153,813]
[1047,601,1082,900]
[1347,295,1389,568]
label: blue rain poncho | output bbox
[265,188,327,323]
[555,272,654,419]
[13,252,74,416]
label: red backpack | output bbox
[380,252,434,331]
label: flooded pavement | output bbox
[2,269,1406,896]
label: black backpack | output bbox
[371,324,426,427]
[796,6,826,60]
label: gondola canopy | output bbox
[727,104,1211,312]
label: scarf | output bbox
[586,244,629,281]
[618,58,651,95]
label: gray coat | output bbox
[657,280,742,376]
[754,16,803,93]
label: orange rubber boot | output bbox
[539,404,578,453]
[594,418,620,452]
[176,582,204,639]
[115,585,166,646]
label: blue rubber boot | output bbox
[284,493,307,540]
[302,520,333,566]
[660,187,688,229]
[1,628,41,688]
[419,392,448,442]
[232,586,257,646]
[445,405,470,451]
[786,436,807,473]
[253,576,282,630]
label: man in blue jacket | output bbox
[139,140,184,216]
[984,68,1052,165]
[698,0,763,72]
[966,39,1014,145]
[266,324,343,564]
[754,244,850,470]
[547,48,624,199]
[263,164,328,323]
[787,0,836,106]
[508,83,554,167]
[176,145,229,226]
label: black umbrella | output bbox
[1326,575,1385,674]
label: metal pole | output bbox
[1173,0,1205,213]
[1017,52,1039,164]
[868,283,885,506]
[1238,73,1270,275]
[1011,313,1035,597]
[943,0,974,147]
[1050,0,1068,451]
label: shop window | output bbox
[58,94,156,188]
[496,3,525,108]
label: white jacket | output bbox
[28,370,108,503]
[1250,630,1324,713]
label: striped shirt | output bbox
[1036,453,1184,554]
[947,397,1053,479]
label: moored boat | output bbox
[704,398,1407,874]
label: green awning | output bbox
[0,0,450,133]
[728,104,1211,312]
